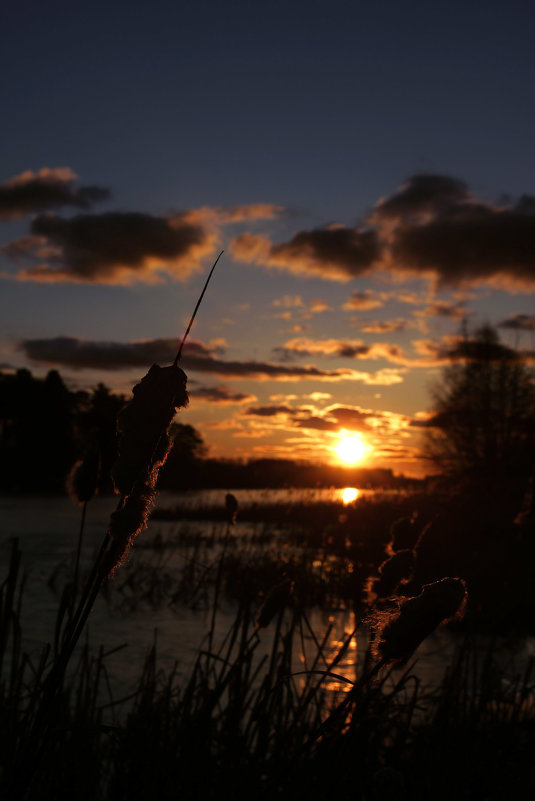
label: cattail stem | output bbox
[173,250,223,365]
[70,500,87,616]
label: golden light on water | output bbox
[335,432,369,466]
[342,487,359,504]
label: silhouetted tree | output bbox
[158,423,207,489]
[74,383,126,493]
[424,324,535,485]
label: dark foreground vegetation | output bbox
[1,531,534,801]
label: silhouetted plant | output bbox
[423,324,535,485]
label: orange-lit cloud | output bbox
[2,197,285,284]
[273,336,444,367]
[184,203,285,226]
[413,301,469,320]
[230,226,380,281]
[342,290,386,310]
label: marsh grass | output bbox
[1,533,534,800]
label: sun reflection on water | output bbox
[341,487,360,504]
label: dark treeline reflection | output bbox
[0,367,409,494]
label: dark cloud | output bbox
[244,405,297,417]
[0,168,109,221]
[19,335,388,382]
[191,386,256,404]
[6,211,212,284]
[231,226,380,281]
[372,174,469,221]
[390,204,535,289]
[232,173,535,291]
[356,319,411,333]
[293,405,373,432]
[20,336,180,369]
[295,416,338,431]
[179,353,366,381]
[329,406,372,429]
[498,313,535,331]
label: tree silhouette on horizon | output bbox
[423,324,535,487]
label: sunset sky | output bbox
[2,0,535,476]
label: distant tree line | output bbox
[0,368,415,495]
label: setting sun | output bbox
[335,432,368,466]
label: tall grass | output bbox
[1,535,533,800]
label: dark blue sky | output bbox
[1,0,534,474]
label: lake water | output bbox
[1,491,532,705]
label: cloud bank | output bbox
[231,173,535,291]
[19,336,405,384]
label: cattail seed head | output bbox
[386,513,422,555]
[365,548,415,604]
[102,481,156,578]
[375,577,467,664]
[225,493,238,525]
[112,364,188,495]
[256,579,293,629]
[66,447,100,505]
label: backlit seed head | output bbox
[102,481,156,578]
[365,548,416,604]
[112,363,188,496]
[225,493,239,525]
[375,577,467,664]
[66,447,100,505]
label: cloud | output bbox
[342,290,386,310]
[273,336,436,367]
[20,336,181,369]
[231,174,535,292]
[355,319,412,333]
[385,187,535,290]
[0,167,110,221]
[5,211,213,284]
[290,403,406,434]
[184,203,285,226]
[294,416,338,431]
[231,226,380,281]
[191,385,257,404]
[309,299,332,313]
[243,405,297,417]
[19,335,404,383]
[498,313,535,331]
[371,174,470,222]
[273,295,304,308]
[413,301,469,320]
